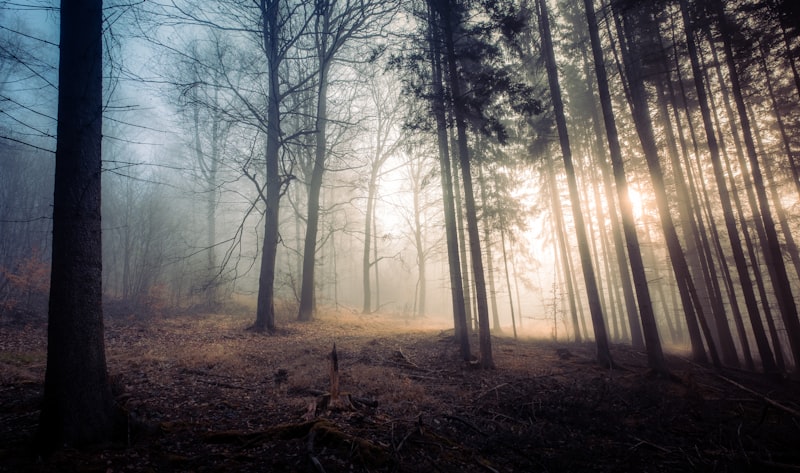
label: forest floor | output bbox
[1,307,799,472]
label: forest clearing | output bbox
[2,308,798,472]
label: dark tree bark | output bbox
[427,1,471,360]
[450,130,475,331]
[435,0,494,367]
[253,0,285,333]
[711,0,800,371]
[540,0,612,368]
[755,44,800,284]
[614,0,710,371]
[297,63,329,322]
[655,69,738,367]
[297,0,392,321]
[38,0,121,450]
[583,50,644,348]
[681,0,775,371]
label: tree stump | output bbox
[306,344,355,418]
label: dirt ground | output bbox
[1,308,799,472]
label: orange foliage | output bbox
[0,248,50,314]
[145,282,170,316]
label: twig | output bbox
[475,383,509,402]
[395,425,417,453]
[444,414,487,436]
[389,348,425,371]
[195,378,247,390]
[476,458,500,473]
[630,436,671,453]
[308,455,326,473]
[486,409,529,426]
[716,374,800,419]
[755,460,800,471]
[680,356,800,419]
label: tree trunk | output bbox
[477,163,502,332]
[39,0,120,449]
[681,0,779,370]
[714,0,800,371]
[656,70,738,366]
[298,58,331,321]
[540,0,612,368]
[450,127,475,332]
[413,195,427,317]
[547,157,581,343]
[581,163,616,341]
[500,225,517,339]
[756,45,800,283]
[437,1,493,367]
[362,170,377,313]
[614,1,706,371]
[427,2,470,360]
[253,0,283,333]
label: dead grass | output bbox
[1,308,799,472]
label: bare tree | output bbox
[361,72,405,313]
[297,0,398,321]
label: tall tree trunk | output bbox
[298,58,331,321]
[510,243,524,329]
[756,45,800,282]
[584,0,670,365]
[656,68,738,366]
[254,0,283,333]
[39,0,120,449]
[500,225,517,339]
[548,157,582,343]
[579,27,631,344]
[615,1,712,370]
[540,0,612,368]
[681,0,775,372]
[412,185,427,317]
[362,169,377,313]
[712,0,800,370]
[450,128,475,331]
[663,23,754,365]
[699,16,783,370]
[581,163,616,341]
[477,163,502,332]
[589,158,625,342]
[427,2,470,359]
[438,0,494,367]
[373,214,380,309]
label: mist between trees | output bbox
[2,0,800,381]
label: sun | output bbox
[626,186,645,219]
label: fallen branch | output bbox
[630,435,671,453]
[204,418,389,467]
[680,356,800,419]
[716,374,800,419]
[306,388,377,408]
[475,383,509,402]
[388,348,425,371]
